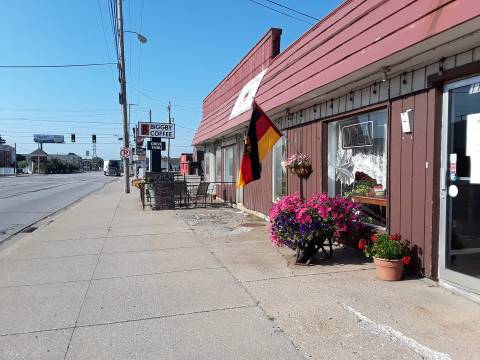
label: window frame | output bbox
[325,105,389,228]
[272,135,287,202]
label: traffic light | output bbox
[92,134,96,144]
[71,134,75,143]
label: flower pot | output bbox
[373,257,404,281]
[291,165,312,179]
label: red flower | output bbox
[402,256,411,265]
[358,239,367,250]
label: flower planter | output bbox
[290,165,312,179]
[296,241,318,264]
[373,257,404,281]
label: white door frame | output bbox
[439,75,480,297]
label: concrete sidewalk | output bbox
[1,181,479,359]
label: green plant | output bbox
[358,233,411,265]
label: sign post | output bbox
[120,147,131,159]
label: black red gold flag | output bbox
[237,102,282,188]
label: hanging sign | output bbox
[147,141,166,151]
[138,122,175,139]
[229,69,267,119]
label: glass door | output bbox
[440,76,480,295]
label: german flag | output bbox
[237,102,282,188]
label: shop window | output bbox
[327,109,388,227]
[223,145,234,182]
[272,136,287,201]
[215,146,221,182]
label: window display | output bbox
[327,109,388,226]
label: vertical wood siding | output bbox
[389,89,439,277]
[243,152,273,215]
[286,121,325,199]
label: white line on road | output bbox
[342,303,451,360]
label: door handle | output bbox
[440,167,447,192]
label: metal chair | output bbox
[193,182,210,208]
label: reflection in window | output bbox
[223,146,234,182]
[272,136,287,201]
[215,146,222,182]
[327,109,388,227]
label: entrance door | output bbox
[440,76,480,295]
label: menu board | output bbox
[146,172,175,210]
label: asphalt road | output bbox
[0,172,117,243]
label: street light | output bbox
[115,0,148,194]
[124,30,148,44]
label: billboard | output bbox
[138,122,175,139]
[33,134,65,144]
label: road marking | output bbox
[342,304,452,360]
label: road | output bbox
[0,173,117,243]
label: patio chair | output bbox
[192,182,210,208]
[174,181,189,207]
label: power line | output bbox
[1,115,197,131]
[264,0,319,21]
[246,0,314,25]
[0,62,116,69]
[97,0,118,88]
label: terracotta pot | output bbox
[373,257,404,281]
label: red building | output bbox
[193,0,480,300]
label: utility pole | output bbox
[14,143,17,176]
[167,101,171,171]
[117,0,130,193]
[148,109,152,172]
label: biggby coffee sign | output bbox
[138,122,175,139]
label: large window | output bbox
[327,109,388,227]
[272,136,287,201]
[223,145,234,182]
[215,146,222,182]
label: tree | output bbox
[17,160,28,169]
[91,157,104,171]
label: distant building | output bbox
[27,149,48,174]
[0,144,16,175]
[26,150,82,174]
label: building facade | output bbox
[193,0,480,299]
[0,144,16,175]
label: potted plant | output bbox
[358,233,411,281]
[284,153,312,179]
[269,192,362,264]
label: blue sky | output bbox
[0,0,342,159]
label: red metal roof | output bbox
[193,28,282,145]
[194,0,480,145]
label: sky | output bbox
[0,0,343,160]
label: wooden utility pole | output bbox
[117,0,130,193]
[167,101,171,170]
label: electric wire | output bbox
[0,62,116,69]
[245,0,314,25]
[264,0,319,21]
